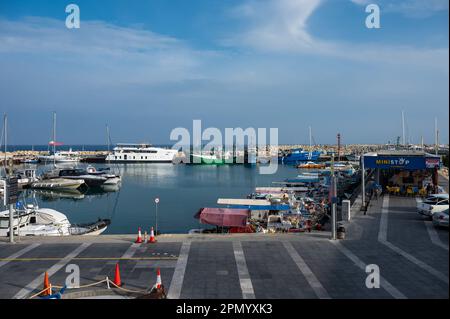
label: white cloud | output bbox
[225,0,323,52]
[0,17,221,86]
[223,0,448,70]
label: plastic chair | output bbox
[419,188,427,197]
[393,187,400,196]
[406,187,414,197]
[386,186,392,194]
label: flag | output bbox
[48,141,63,146]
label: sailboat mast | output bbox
[53,112,56,167]
[106,124,110,153]
[435,117,438,155]
[3,114,7,175]
[309,126,312,151]
[401,110,405,146]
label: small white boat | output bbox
[38,150,81,164]
[0,204,110,237]
[86,166,121,185]
[30,178,85,190]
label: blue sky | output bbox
[0,0,448,145]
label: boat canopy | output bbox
[222,204,290,210]
[195,208,249,227]
[217,198,271,206]
[255,187,308,193]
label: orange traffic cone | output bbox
[135,227,143,243]
[155,268,162,289]
[113,263,122,287]
[148,227,157,243]
[40,271,51,296]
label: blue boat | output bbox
[279,148,321,164]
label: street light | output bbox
[154,197,160,235]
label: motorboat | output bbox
[41,167,107,187]
[20,157,40,164]
[30,178,85,190]
[0,204,110,236]
[85,165,121,185]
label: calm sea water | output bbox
[19,163,299,234]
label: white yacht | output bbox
[106,143,178,163]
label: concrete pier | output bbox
[0,196,448,299]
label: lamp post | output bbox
[154,197,160,235]
[361,154,366,214]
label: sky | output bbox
[0,0,448,146]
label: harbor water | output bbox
[20,163,298,234]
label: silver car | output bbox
[432,209,449,228]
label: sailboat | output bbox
[37,112,80,164]
[87,124,122,185]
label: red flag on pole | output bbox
[48,141,63,146]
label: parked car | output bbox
[432,209,449,228]
[417,194,449,218]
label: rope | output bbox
[107,279,148,294]
[28,278,149,299]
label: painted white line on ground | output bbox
[167,242,190,299]
[379,195,449,285]
[424,221,449,251]
[233,241,255,299]
[121,243,141,259]
[378,195,389,242]
[332,241,406,299]
[415,197,449,251]
[13,243,91,299]
[0,243,41,269]
[283,241,330,299]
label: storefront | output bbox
[362,150,442,196]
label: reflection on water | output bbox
[21,163,298,234]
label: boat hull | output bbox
[31,178,85,190]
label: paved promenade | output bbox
[0,192,448,299]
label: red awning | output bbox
[196,208,249,227]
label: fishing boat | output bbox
[0,204,109,236]
[280,148,322,164]
[280,127,322,164]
